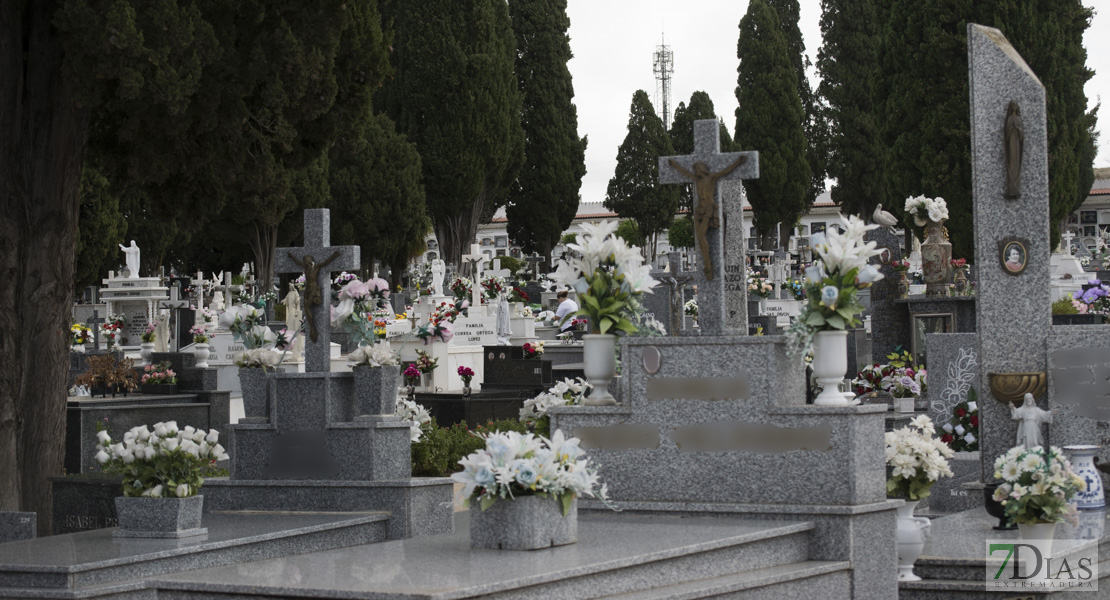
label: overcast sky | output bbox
[564,1,1110,206]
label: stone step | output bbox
[591,560,851,600]
[0,511,388,597]
[141,512,817,600]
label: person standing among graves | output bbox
[555,290,578,332]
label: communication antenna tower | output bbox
[653,33,674,127]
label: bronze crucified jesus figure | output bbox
[289,250,341,342]
[667,155,748,280]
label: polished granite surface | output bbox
[0,511,389,570]
[150,512,813,597]
[920,506,1107,562]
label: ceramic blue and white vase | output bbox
[1064,445,1105,510]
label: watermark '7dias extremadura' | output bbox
[986,540,1098,591]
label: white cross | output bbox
[1061,230,1077,255]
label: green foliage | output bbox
[667,215,695,249]
[497,256,524,278]
[505,0,587,263]
[330,111,430,269]
[615,220,642,246]
[560,233,578,245]
[735,0,811,246]
[378,0,525,267]
[75,166,127,289]
[411,419,528,477]
[817,0,884,219]
[1052,298,1078,315]
[885,349,916,369]
[878,0,1097,258]
[605,90,680,259]
[669,92,733,212]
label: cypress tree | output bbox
[735,0,811,250]
[378,0,525,267]
[504,0,587,270]
[817,0,884,219]
[605,90,680,259]
[669,91,733,213]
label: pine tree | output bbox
[817,0,884,219]
[766,0,827,206]
[605,90,680,259]
[504,0,587,271]
[669,91,733,213]
[735,0,811,249]
[378,0,525,267]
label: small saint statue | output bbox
[431,259,446,297]
[119,240,141,279]
[495,291,512,346]
[1011,392,1052,449]
[1004,100,1024,200]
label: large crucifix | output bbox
[659,120,759,335]
[275,209,359,372]
[523,252,546,280]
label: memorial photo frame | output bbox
[999,237,1028,276]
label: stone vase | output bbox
[469,494,577,550]
[353,364,400,416]
[1064,445,1105,510]
[921,219,952,297]
[896,271,910,299]
[139,342,156,366]
[583,333,617,406]
[896,500,931,581]
[193,343,211,369]
[238,367,270,420]
[953,268,969,295]
[894,396,916,413]
[1017,522,1056,581]
[71,344,85,353]
[114,495,207,538]
[812,330,850,406]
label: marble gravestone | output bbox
[866,227,909,363]
[720,179,749,331]
[659,120,759,336]
[968,24,1053,476]
[204,209,454,540]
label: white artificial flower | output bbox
[96,430,111,444]
[206,429,219,444]
[963,432,976,444]
[955,424,966,435]
[149,484,164,497]
[96,450,110,463]
[942,423,954,433]
[967,401,977,412]
[175,483,190,498]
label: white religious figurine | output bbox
[283,283,302,332]
[209,290,226,313]
[495,291,512,346]
[155,313,171,352]
[1011,392,1052,449]
[119,240,141,278]
[431,259,446,297]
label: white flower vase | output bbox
[71,344,85,353]
[1017,522,1056,581]
[194,343,211,369]
[139,342,156,366]
[896,500,931,581]
[1064,445,1105,510]
[894,397,916,413]
[583,333,617,406]
[812,330,849,406]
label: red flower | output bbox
[956,408,966,417]
[970,415,979,427]
[941,434,954,443]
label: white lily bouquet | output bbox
[787,215,884,354]
[992,446,1084,526]
[551,221,657,335]
[331,277,391,346]
[394,397,432,442]
[452,430,610,516]
[95,421,229,498]
[885,416,954,501]
[221,304,285,368]
[347,342,400,368]
[904,195,949,227]
[519,377,592,436]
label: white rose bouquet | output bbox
[95,421,229,498]
[886,415,954,500]
[904,195,949,227]
[520,377,591,436]
[452,430,610,515]
[551,221,657,335]
[992,445,1084,526]
[220,304,275,350]
[787,215,884,354]
[347,342,400,368]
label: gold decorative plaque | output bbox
[987,372,1046,405]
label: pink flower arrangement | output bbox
[458,366,475,384]
[142,362,177,385]
[403,363,422,384]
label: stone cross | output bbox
[524,252,546,280]
[221,272,232,306]
[86,310,105,352]
[158,287,191,351]
[462,244,485,314]
[659,120,759,335]
[968,24,1052,480]
[1061,230,1076,255]
[191,270,209,305]
[664,252,697,335]
[489,258,511,280]
[275,209,359,372]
